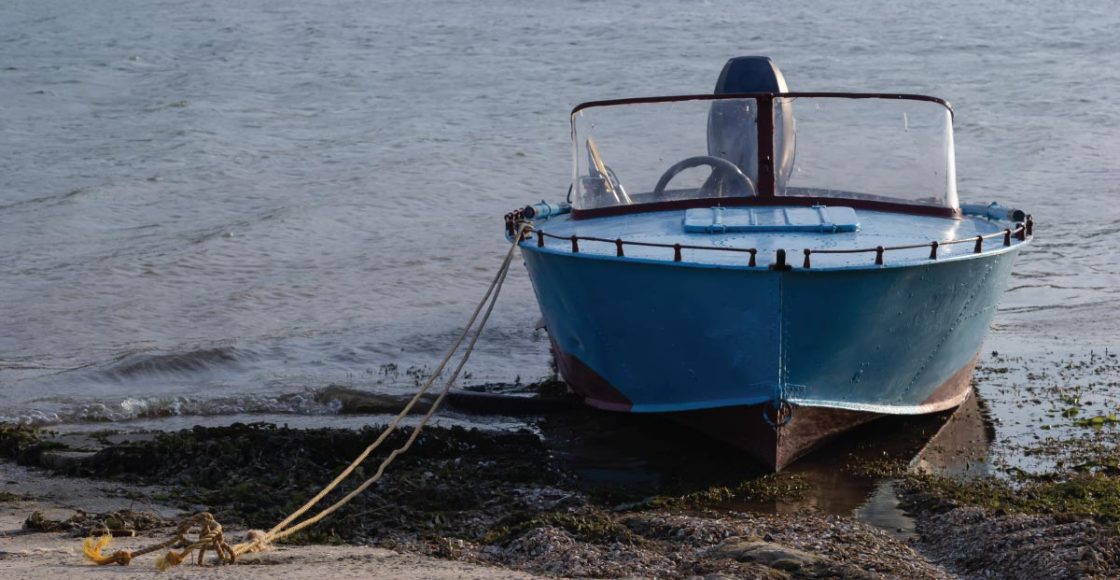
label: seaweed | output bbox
[900,472,1120,524]
[484,509,635,546]
[0,423,64,464]
[644,473,810,510]
[19,422,561,545]
[22,509,167,536]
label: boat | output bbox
[503,56,1032,471]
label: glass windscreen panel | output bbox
[775,97,957,208]
[570,95,957,211]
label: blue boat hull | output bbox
[521,244,1020,469]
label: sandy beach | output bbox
[0,461,540,580]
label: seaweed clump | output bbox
[645,473,810,511]
[901,472,1120,524]
[23,509,167,536]
[69,422,563,546]
[899,474,1120,578]
[0,424,63,464]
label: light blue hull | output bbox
[521,244,1020,416]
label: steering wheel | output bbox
[652,156,756,198]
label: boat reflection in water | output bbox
[508,56,1030,470]
[541,389,994,532]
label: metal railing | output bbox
[506,210,1033,270]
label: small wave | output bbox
[101,347,245,379]
[0,386,442,426]
[0,188,88,211]
[0,391,344,426]
[187,208,289,244]
[0,385,562,427]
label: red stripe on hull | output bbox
[552,344,980,471]
[550,338,633,411]
[673,403,878,471]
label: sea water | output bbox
[1,0,1117,441]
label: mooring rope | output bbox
[83,223,530,569]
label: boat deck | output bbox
[526,206,1021,270]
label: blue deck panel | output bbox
[682,206,860,233]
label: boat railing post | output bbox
[974,235,983,253]
[673,243,682,262]
[875,246,884,266]
[1016,224,1026,241]
[748,249,757,267]
[615,238,624,257]
[929,241,939,260]
[1003,229,1012,246]
[571,236,579,253]
[769,249,791,271]
[1026,215,1034,237]
[802,249,811,269]
[537,231,545,248]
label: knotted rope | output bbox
[84,224,531,568]
[83,512,233,569]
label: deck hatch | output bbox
[682,206,859,234]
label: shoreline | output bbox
[3,353,1120,578]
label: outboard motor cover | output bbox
[708,56,796,190]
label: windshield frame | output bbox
[569,92,959,219]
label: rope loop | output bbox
[761,399,794,429]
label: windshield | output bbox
[570,94,958,214]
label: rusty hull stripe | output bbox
[550,338,633,411]
[914,354,979,413]
[552,346,980,471]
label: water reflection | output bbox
[540,391,993,531]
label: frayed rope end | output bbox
[155,550,185,571]
[82,535,132,566]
